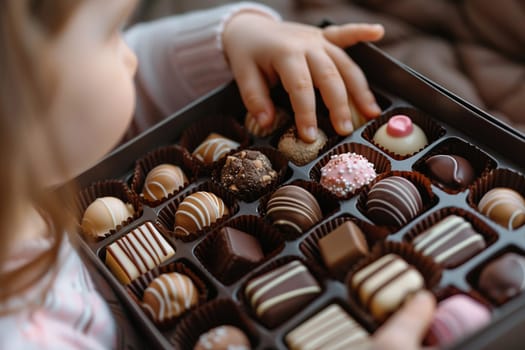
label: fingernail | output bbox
[341,120,354,134]
[305,127,317,141]
[255,112,269,125]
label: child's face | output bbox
[34,0,138,185]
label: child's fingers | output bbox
[372,290,436,350]
[306,50,353,135]
[232,60,275,127]
[323,23,384,48]
[274,55,318,142]
[326,44,381,118]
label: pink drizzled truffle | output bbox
[320,152,377,197]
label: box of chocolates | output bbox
[73,43,525,349]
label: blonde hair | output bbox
[0,1,83,308]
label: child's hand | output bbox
[223,13,384,142]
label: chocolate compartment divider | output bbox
[69,42,525,350]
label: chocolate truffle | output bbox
[220,150,277,193]
[192,133,240,164]
[318,221,369,278]
[194,325,251,350]
[245,107,289,137]
[278,126,328,166]
[244,260,321,328]
[285,304,369,350]
[142,164,188,201]
[212,226,264,283]
[351,254,424,321]
[478,187,525,229]
[81,196,135,239]
[142,272,199,323]
[366,176,423,227]
[105,222,175,284]
[266,185,323,234]
[478,252,525,304]
[373,115,428,156]
[425,154,475,189]
[320,152,377,197]
[174,191,229,236]
[413,215,486,268]
[425,295,491,347]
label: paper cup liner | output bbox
[126,261,209,329]
[270,115,343,167]
[403,206,498,268]
[310,142,392,200]
[171,298,260,350]
[194,215,285,285]
[300,214,391,281]
[156,181,239,242]
[345,241,442,327]
[76,180,142,242]
[131,145,196,207]
[467,168,525,230]
[259,179,341,240]
[238,256,325,329]
[412,137,497,194]
[211,146,290,202]
[362,107,446,160]
[179,115,250,176]
[356,171,437,231]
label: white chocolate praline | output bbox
[142,164,188,201]
[478,187,525,229]
[174,191,229,236]
[194,325,251,350]
[142,272,198,323]
[105,222,175,284]
[81,196,135,239]
[373,115,428,156]
[193,133,240,164]
[351,254,424,321]
[320,152,377,197]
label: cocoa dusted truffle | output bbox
[142,164,188,201]
[174,191,229,236]
[81,196,135,239]
[278,126,327,166]
[220,150,277,194]
[194,325,251,350]
[366,176,423,227]
[478,252,525,304]
[143,272,199,323]
[478,187,525,230]
[192,133,240,164]
[373,115,428,156]
[266,185,323,234]
[425,154,475,189]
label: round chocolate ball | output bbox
[266,185,322,234]
[278,126,327,166]
[143,272,199,323]
[425,154,475,189]
[366,176,423,227]
[478,187,525,229]
[142,164,188,201]
[373,115,428,156]
[174,191,229,236]
[194,325,251,350]
[220,150,277,193]
[81,196,135,239]
[478,252,525,304]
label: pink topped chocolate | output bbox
[373,115,428,156]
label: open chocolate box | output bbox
[72,42,525,350]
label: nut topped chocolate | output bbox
[425,154,475,189]
[220,150,277,194]
[478,252,525,304]
[413,215,486,268]
[193,132,240,164]
[81,196,135,239]
[142,164,188,202]
[174,191,229,236]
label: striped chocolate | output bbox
[142,272,198,323]
[266,185,322,234]
[285,304,369,350]
[174,191,229,236]
[425,154,475,189]
[366,176,423,227]
[478,187,525,229]
[413,215,486,268]
[81,196,135,239]
[192,132,240,164]
[105,222,175,284]
[142,164,188,201]
[245,260,321,328]
[351,254,424,321]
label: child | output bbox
[0,0,434,348]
